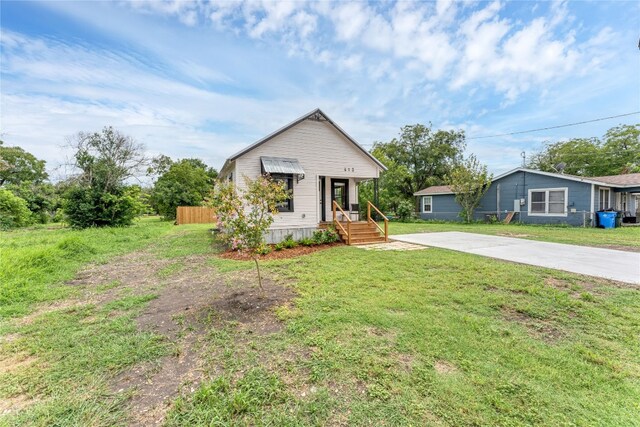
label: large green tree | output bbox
[363,124,465,212]
[602,124,640,174]
[0,141,48,186]
[152,158,217,220]
[0,140,60,224]
[358,145,409,213]
[527,124,639,176]
[64,126,147,228]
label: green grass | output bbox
[388,221,640,249]
[0,219,216,426]
[1,297,166,427]
[168,242,640,425]
[2,220,640,426]
[0,217,176,318]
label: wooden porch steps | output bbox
[321,221,387,245]
[328,201,389,245]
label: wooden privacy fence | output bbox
[176,206,216,225]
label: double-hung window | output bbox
[528,188,567,216]
[271,174,294,212]
[422,196,432,213]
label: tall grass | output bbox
[0,218,173,318]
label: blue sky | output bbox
[1,0,639,179]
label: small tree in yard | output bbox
[209,176,288,291]
[449,155,493,223]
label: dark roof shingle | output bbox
[589,173,640,186]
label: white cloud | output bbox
[116,0,613,103]
[339,54,363,71]
[332,3,370,41]
[450,1,586,100]
[3,1,636,177]
[247,1,298,38]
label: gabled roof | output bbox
[414,185,452,196]
[492,168,609,186]
[589,173,640,186]
[220,108,386,174]
[413,168,640,196]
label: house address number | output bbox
[344,167,355,172]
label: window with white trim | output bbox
[599,188,610,210]
[528,188,567,216]
[422,196,432,213]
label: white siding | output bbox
[235,119,381,228]
[220,160,236,183]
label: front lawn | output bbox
[2,221,639,426]
[388,221,640,250]
[169,246,640,426]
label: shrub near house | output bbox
[0,188,32,229]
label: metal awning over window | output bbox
[261,157,305,180]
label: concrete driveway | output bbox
[392,232,640,285]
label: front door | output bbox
[331,179,349,211]
[319,176,326,222]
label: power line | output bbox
[466,112,640,140]
[358,111,640,147]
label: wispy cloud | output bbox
[1,0,637,177]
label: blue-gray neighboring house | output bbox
[414,168,640,226]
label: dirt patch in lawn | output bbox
[0,333,21,344]
[397,353,416,372]
[24,242,297,427]
[0,352,37,374]
[16,300,85,326]
[501,307,565,343]
[220,242,342,261]
[434,360,458,374]
[0,393,37,416]
[65,250,176,289]
[79,249,296,427]
[208,283,295,335]
[544,276,632,295]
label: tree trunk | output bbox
[252,255,264,292]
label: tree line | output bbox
[1,122,637,229]
[360,122,639,220]
[0,127,217,229]
[526,124,639,176]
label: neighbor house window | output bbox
[528,188,567,216]
[422,196,432,213]
[272,174,294,212]
[599,188,610,210]
[621,193,627,211]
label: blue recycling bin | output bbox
[597,211,616,229]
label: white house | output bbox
[219,108,388,244]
